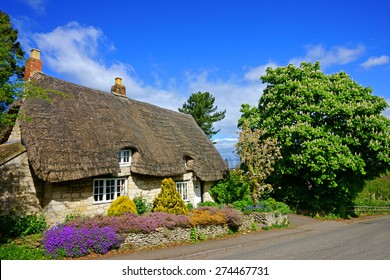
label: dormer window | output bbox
[118,149,131,166]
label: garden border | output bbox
[120,212,289,249]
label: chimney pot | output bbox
[111,77,126,96]
[115,77,122,85]
[24,48,43,80]
[30,49,40,60]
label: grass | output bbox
[353,173,390,212]
[0,234,51,260]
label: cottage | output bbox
[0,49,227,224]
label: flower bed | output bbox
[42,225,123,258]
[41,207,288,257]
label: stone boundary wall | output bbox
[121,212,288,250]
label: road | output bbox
[96,214,390,260]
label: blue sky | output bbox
[2,0,390,165]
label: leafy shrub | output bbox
[107,196,137,216]
[220,206,243,229]
[42,225,123,258]
[133,194,152,215]
[64,213,86,223]
[210,169,250,204]
[240,198,291,214]
[232,198,255,211]
[189,208,226,226]
[188,206,243,229]
[186,203,194,210]
[152,178,188,215]
[0,213,46,242]
[197,201,220,207]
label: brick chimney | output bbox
[24,49,43,80]
[111,77,126,96]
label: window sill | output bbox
[93,200,112,205]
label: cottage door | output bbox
[193,181,202,207]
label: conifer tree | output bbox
[153,178,188,215]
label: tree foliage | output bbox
[152,178,188,215]
[178,91,226,139]
[210,169,251,204]
[0,10,25,119]
[236,120,281,204]
[239,62,390,215]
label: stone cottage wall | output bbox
[129,172,196,204]
[41,172,200,225]
[0,152,43,215]
[202,181,215,203]
[42,178,112,225]
[0,121,43,215]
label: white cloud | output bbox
[182,69,266,163]
[360,55,390,69]
[244,62,278,81]
[289,44,366,67]
[30,22,186,112]
[384,99,390,119]
[21,0,47,14]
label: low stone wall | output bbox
[121,212,288,250]
[242,212,289,229]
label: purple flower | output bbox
[42,225,123,258]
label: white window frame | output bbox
[118,149,132,166]
[93,178,127,204]
[176,181,189,202]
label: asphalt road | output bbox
[97,214,390,260]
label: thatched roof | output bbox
[18,72,226,182]
[0,142,26,165]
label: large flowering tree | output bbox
[239,62,390,214]
[236,120,281,204]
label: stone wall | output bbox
[38,172,205,225]
[242,212,289,229]
[43,178,110,225]
[0,151,43,215]
[121,212,288,250]
[129,173,196,204]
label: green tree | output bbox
[179,91,226,139]
[0,10,25,125]
[239,62,390,215]
[236,120,281,204]
[210,169,251,204]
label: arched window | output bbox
[117,149,132,166]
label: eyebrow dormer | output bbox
[117,149,132,166]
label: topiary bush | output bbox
[107,196,137,216]
[152,178,188,215]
